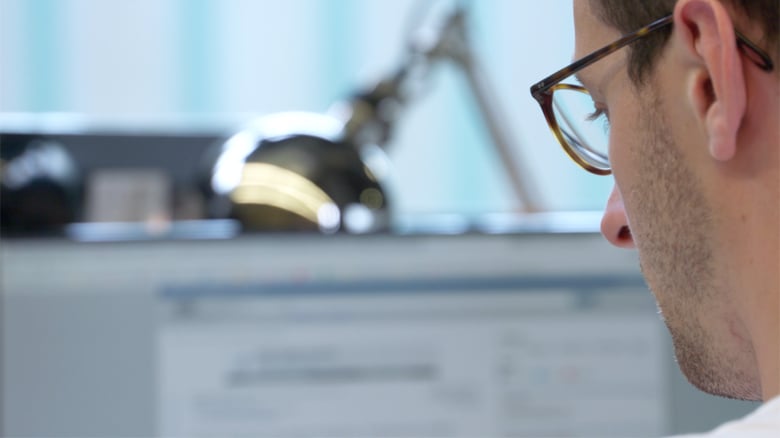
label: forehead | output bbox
[572,0,622,60]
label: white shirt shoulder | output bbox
[669,395,780,438]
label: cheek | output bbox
[607,106,640,186]
[605,82,641,172]
[605,99,645,228]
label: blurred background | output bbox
[0,0,612,226]
[0,1,758,437]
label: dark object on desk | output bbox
[1,134,83,234]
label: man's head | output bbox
[567,0,779,401]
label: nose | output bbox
[601,185,635,248]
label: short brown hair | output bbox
[590,0,779,85]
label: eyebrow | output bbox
[573,71,588,87]
[573,69,598,91]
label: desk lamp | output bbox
[204,1,538,233]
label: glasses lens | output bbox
[551,86,610,170]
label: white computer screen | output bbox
[1,230,756,437]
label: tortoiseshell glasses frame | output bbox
[530,13,775,175]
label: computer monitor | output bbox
[1,226,757,437]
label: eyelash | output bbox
[587,106,611,133]
[587,107,608,123]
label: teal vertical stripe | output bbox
[24,0,64,111]
[448,1,503,215]
[447,74,500,215]
[177,0,220,113]
[317,0,357,109]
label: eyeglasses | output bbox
[530,14,775,175]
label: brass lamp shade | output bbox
[205,112,390,233]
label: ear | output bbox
[673,0,746,162]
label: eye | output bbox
[586,106,610,133]
[586,107,608,122]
